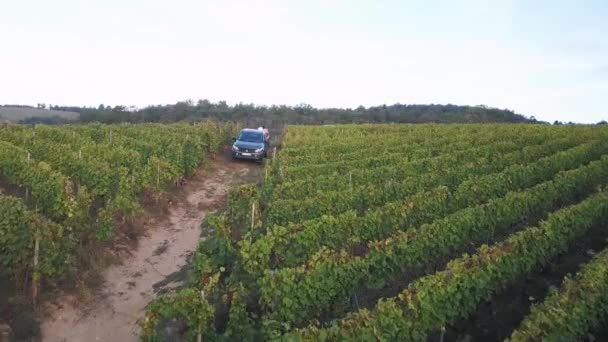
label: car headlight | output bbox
[232,145,239,151]
[255,148,264,153]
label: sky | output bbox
[0,0,606,123]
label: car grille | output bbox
[241,148,256,153]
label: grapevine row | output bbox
[287,190,608,341]
[279,125,526,170]
[279,124,603,165]
[280,130,551,182]
[265,136,590,226]
[259,153,608,328]
[280,125,462,157]
[268,128,607,202]
[243,140,608,275]
[508,247,608,341]
[0,140,83,222]
[0,122,237,296]
[0,194,74,288]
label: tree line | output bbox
[47,100,541,126]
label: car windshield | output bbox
[238,131,263,143]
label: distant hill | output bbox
[0,106,79,124]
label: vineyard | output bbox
[0,122,238,299]
[141,123,608,341]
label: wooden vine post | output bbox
[32,226,40,305]
[26,152,31,201]
[197,290,205,342]
[156,161,161,188]
[76,150,82,195]
[251,201,256,229]
[155,160,161,204]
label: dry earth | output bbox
[40,152,258,342]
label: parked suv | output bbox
[232,128,268,162]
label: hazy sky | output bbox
[1,0,606,123]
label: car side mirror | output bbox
[232,137,236,142]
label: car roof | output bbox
[241,128,262,133]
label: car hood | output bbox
[234,140,264,149]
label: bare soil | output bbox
[39,151,260,342]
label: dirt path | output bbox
[40,153,258,342]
